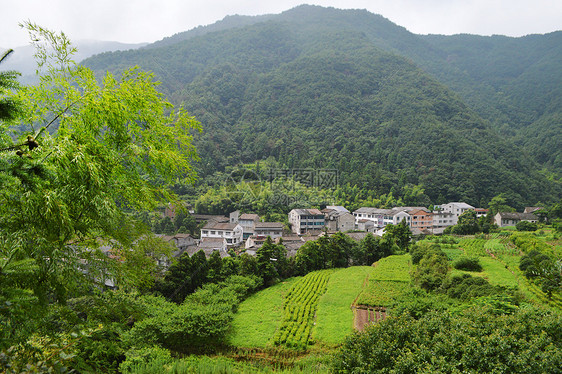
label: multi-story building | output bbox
[409,209,433,231]
[200,221,243,247]
[238,213,260,239]
[254,222,284,239]
[288,208,325,235]
[323,208,356,232]
[432,211,456,232]
[352,207,393,227]
[438,202,475,224]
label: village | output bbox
[157,202,542,261]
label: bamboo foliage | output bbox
[0,23,200,303]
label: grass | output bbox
[228,278,299,348]
[441,246,464,262]
[355,280,410,307]
[369,254,412,282]
[451,255,520,289]
[313,266,375,345]
[127,353,332,373]
[484,238,520,256]
[354,254,412,307]
[457,238,487,257]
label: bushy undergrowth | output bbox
[334,305,562,373]
[453,256,483,272]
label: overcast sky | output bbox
[2,0,561,48]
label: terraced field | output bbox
[229,231,561,352]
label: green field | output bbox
[457,238,487,257]
[273,270,333,348]
[228,278,299,348]
[451,255,521,288]
[228,232,561,352]
[369,254,412,282]
[355,280,410,306]
[313,266,375,345]
[355,254,412,307]
[442,246,464,262]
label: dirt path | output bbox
[353,306,387,331]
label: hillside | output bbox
[2,40,147,84]
[82,5,561,207]
[229,230,562,350]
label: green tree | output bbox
[0,49,20,122]
[382,221,411,251]
[294,240,324,274]
[325,232,353,268]
[516,220,538,231]
[449,209,481,235]
[354,233,382,265]
[412,247,449,291]
[255,237,279,285]
[174,210,197,234]
[0,24,200,305]
[334,306,562,373]
[206,250,223,283]
[488,193,515,215]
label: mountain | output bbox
[1,40,147,84]
[81,5,561,208]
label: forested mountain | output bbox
[2,40,147,84]
[82,5,561,208]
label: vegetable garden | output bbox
[272,270,333,349]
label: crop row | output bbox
[484,238,520,256]
[525,279,562,311]
[458,238,487,257]
[272,270,331,349]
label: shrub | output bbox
[410,242,443,265]
[119,346,172,374]
[516,221,538,232]
[333,306,562,373]
[453,257,483,272]
[440,274,504,300]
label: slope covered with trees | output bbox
[83,5,562,207]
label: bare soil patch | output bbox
[353,305,386,331]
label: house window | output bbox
[202,230,208,235]
[211,231,216,235]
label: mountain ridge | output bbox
[78,5,561,207]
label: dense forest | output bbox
[83,5,561,208]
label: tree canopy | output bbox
[0,24,200,305]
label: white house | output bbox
[288,209,325,235]
[201,221,243,247]
[432,211,456,231]
[392,210,411,226]
[438,202,475,224]
[352,207,393,227]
